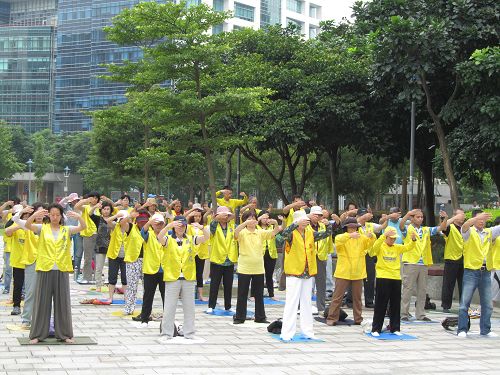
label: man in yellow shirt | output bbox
[233,210,280,324]
[216,186,248,215]
[458,210,500,337]
[369,228,417,336]
[440,208,465,312]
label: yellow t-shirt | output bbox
[369,235,416,280]
[236,227,274,274]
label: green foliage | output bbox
[32,129,54,196]
[0,122,23,183]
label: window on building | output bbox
[287,0,302,14]
[212,23,224,34]
[309,4,320,18]
[309,26,318,39]
[234,2,254,22]
[213,0,224,12]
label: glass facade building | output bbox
[0,0,56,133]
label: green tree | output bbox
[0,122,23,184]
[32,129,53,201]
[353,0,499,209]
[103,1,270,206]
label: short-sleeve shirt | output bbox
[237,228,274,275]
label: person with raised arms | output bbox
[157,215,209,342]
[457,211,500,337]
[24,204,86,344]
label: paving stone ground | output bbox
[1,248,499,374]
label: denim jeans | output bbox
[72,234,83,271]
[458,268,492,335]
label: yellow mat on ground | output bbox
[0,300,24,307]
[89,286,109,292]
[6,324,30,331]
[111,310,140,318]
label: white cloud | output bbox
[321,0,356,22]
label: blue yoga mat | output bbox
[98,299,142,305]
[205,308,254,317]
[271,333,324,343]
[401,318,439,324]
[263,298,285,305]
[311,295,317,301]
[365,332,417,340]
[195,300,209,305]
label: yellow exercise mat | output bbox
[6,324,30,332]
[0,300,24,307]
[89,286,109,292]
[111,310,140,318]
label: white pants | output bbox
[280,276,314,340]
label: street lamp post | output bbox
[63,166,71,193]
[409,101,416,210]
[27,159,33,204]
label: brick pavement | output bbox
[1,251,499,374]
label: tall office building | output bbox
[0,0,326,133]
[0,0,57,133]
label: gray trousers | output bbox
[160,279,195,339]
[82,234,97,281]
[326,255,334,291]
[29,270,73,341]
[315,257,327,313]
[401,264,428,319]
[22,262,37,324]
[3,251,12,292]
[94,253,106,288]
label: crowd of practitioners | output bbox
[1,187,499,343]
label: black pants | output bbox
[235,273,265,322]
[195,255,205,288]
[208,263,233,310]
[364,254,376,305]
[13,267,25,308]
[108,257,127,286]
[372,278,401,333]
[441,258,464,309]
[140,272,165,323]
[264,251,276,297]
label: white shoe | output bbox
[140,322,148,328]
[311,306,319,315]
[393,331,403,336]
[206,308,213,313]
[158,336,172,343]
[371,331,380,337]
[484,331,498,338]
[457,331,467,338]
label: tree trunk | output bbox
[401,173,408,211]
[419,160,436,226]
[143,124,150,197]
[417,170,423,208]
[489,160,500,196]
[224,149,235,186]
[328,145,339,213]
[420,74,459,209]
[155,171,161,195]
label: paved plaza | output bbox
[1,255,499,375]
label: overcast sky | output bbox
[322,0,356,22]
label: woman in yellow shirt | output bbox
[157,215,209,342]
[233,210,280,324]
[369,229,417,336]
[25,203,86,344]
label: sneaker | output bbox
[158,335,172,343]
[2,289,9,294]
[365,302,375,308]
[11,306,21,315]
[420,317,432,322]
[140,322,148,328]
[77,279,90,285]
[483,331,498,338]
[457,331,467,338]
[233,319,245,324]
[401,317,410,322]
[371,331,380,337]
[206,308,213,313]
[254,319,270,324]
[443,308,451,313]
[393,331,403,336]
[132,315,143,321]
[311,306,319,315]
[21,322,31,330]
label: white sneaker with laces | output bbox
[371,332,380,337]
[311,306,319,315]
[206,308,213,313]
[393,331,403,336]
[484,331,498,337]
[457,331,467,338]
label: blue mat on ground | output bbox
[98,299,142,305]
[365,332,417,340]
[271,333,324,343]
[205,308,254,317]
[401,318,440,324]
[195,300,209,305]
[263,298,285,305]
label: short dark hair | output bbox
[85,192,101,200]
[241,209,257,222]
[472,209,483,218]
[12,197,21,205]
[222,185,232,191]
[120,194,131,202]
[100,201,113,215]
